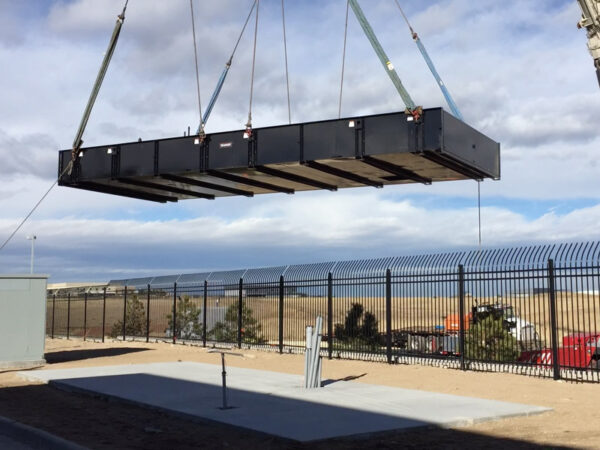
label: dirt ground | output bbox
[0,338,598,449]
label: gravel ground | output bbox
[0,338,596,449]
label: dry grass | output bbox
[46,293,600,346]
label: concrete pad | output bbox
[20,362,550,442]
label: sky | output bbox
[0,0,599,282]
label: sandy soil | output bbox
[0,338,598,449]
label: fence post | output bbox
[458,265,466,371]
[238,278,243,349]
[172,282,177,344]
[386,269,392,364]
[327,272,333,360]
[51,294,56,339]
[122,287,127,341]
[279,275,284,354]
[203,280,208,347]
[548,259,561,381]
[67,293,71,339]
[146,284,151,343]
[102,288,106,343]
[83,292,88,341]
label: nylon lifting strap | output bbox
[347,0,419,117]
[393,0,463,121]
[196,1,258,135]
[70,0,129,170]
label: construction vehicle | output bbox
[576,0,600,87]
[392,302,541,355]
[520,332,600,370]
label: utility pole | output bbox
[26,235,36,274]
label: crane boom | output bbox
[576,0,600,86]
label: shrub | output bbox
[209,303,266,345]
[166,295,204,340]
[110,295,146,338]
[465,315,520,362]
[334,303,381,349]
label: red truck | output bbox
[519,332,600,369]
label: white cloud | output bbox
[2,191,599,281]
[0,0,598,281]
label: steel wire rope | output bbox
[477,180,482,249]
[0,164,71,253]
[230,1,258,63]
[189,0,204,133]
[338,0,350,118]
[281,0,292,124]
[246,0,260,131]
[1,0,129,252]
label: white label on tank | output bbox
[219,142,233,149]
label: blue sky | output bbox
[0,0,599,282]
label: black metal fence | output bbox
[46,242,600,382]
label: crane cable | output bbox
[195,0,257,134]
[281,0,292,124]
[70,0,129,171]
[245,0,260,138]
[189,0,204,135]
[338,0,350,119]
[392,0,463,121]
[393,0,480,246]
[0,166,70,253]
[1,0,129,253]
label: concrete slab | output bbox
[20,362,550,442]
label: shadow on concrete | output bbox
[0,381,570,450]
[322,373,367,386]
[45,347,149,364]
[42,372,552,445]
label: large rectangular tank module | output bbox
[0,275,48,369]
[58,108,500,202]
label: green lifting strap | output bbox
[70,0,129,167]
[348,0,417,113]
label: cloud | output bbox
[2,191,599,282]
[0,0,599,282]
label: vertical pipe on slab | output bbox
[304,326,313,388]
[51,294,56,339]
[458,265,466,371]
[122,287,127,341]
[203,280,208,347]
[67,293,71,339]
[386,269,392,364]
[327,272,333,360]
[83,292,88,341]
[220,353,228,409]
[238,278,243,348]
[548,259,561,380]
[172,282,177,344]
[279,275,284,354]
[102,288,106,343]
[146,284,151,343]
[309,316,323,388]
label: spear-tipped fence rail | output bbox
[47,242,600,383]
